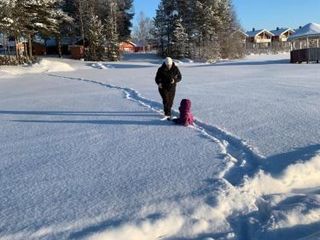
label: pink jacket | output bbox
[174,99,194,126]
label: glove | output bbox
[158,83,162,89]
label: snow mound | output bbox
[90,62,109,69]
[39,59,75,73]
[86,155,320,239]
[0,59,74,76]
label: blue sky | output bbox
[133,0,320,31]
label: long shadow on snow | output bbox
[254,222,320,240]
[87,62,155,69]
[189,59,290,68]
[226,204,320,240]
[69,218,125,239]
[262,144,320,177]
[12,119,170,126]
[69,213,164,239]
[48,73,164,112]
[166,232,231,240]
[120,53,163,64]
[0,110,159,118]
[222,143,320,186]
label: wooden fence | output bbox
[290,48,320,63]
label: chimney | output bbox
[252,28,255,32]
[276,27,279,30]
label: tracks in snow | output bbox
[49,73,265,187]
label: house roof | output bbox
[288,23,320,41]
[246,29,274,38]
[270,28,294,36]
[121,40,137,47]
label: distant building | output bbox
[0,34,27,56]
[288,23,320,63]
[246,28,274,44]
[270,27,295,42]
[119,41,137,52]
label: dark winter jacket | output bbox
[155,62,182,89]
[173,99,194,126]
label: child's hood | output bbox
[179,99,191,112]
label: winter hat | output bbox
[164,57,173,68]
[179,99,192,112]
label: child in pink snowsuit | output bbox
[173,99,194,126]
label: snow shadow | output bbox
[262,144,320,177]
[121,53,163,64]
[189,59,290,68]
[69,213,164,239]
[167,232,229,240]
[47,73,164,115]
[69,218,125,239]
[87,62,155,69]
[255,222,320,240]
[0,110,159,118]
[222,143,320,186]
[12,119,170,126]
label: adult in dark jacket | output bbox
[155,57,182,118]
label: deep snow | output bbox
[0,54,319,240]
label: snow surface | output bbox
[0,53,320,240]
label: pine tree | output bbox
[171,16,188,58]
[153,1,167,56]
[87,14,105,61]
[104,0,119,61]
[0,0,70,60]
[116,0,134,41]
[153,0,180,57]
[70,0,124,61]
[154,0,244,61]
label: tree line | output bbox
[0,0,245,64]
[0,0,133,63]
[152,0,245,61]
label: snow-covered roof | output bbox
[288,23,320,41]
[121,40,137,47]
[270,28,294,36]
[246,29,274,38]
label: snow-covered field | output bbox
[0,53,320,240]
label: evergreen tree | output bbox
[104,0,119,61]
[153,0,180,56]
[153,1,167,56]
[154,0,244,61]
[70,0,124,61]
[171,17,188,58]
[87,14,105,61]
[116,0,134,41]
[0,0,70,59]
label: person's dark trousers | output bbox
[159,87,176,116]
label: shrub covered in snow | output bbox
[0,56,37,65]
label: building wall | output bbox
[119,42,135,52]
